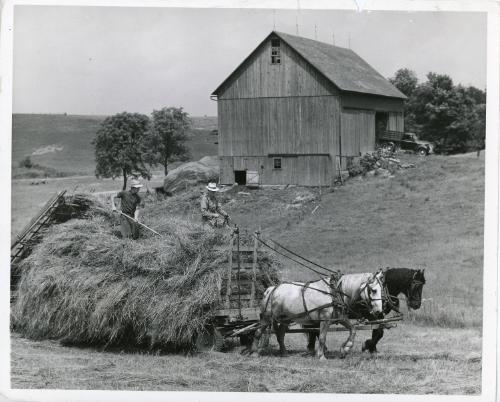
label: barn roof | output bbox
[212,31,406,100]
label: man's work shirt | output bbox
[116,191,145,216]
[200,192,228,227]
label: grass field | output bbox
[9,115,485,394]
[11,324,481,393]
[11,114,218,176]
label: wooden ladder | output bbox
[223,230,260,312]
[11,190,67,265]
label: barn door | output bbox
[341,109,375,158]
[246,171,259,187]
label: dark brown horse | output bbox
[306,268,426,354]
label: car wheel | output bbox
[417,148,428,156]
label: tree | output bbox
[409,73,482,153]
[92,112,151,190]
[145,107,191,176]
[389,68,419,132]
[389,68,418,98]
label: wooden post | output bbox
[224,234,234,309]
[236,226,242,319]
[250,230,259,308]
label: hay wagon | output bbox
[195,228,402,352]
[196,228,273,351]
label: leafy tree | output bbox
[389,69,486,154]
[469,103,486,156]
[92,112,151,190]
[389,68,418,98]
[409,73,483,153]
[145,107,191,176]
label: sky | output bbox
[12,6,487,116]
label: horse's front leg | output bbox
[317,321,330,360]
[362,327,384,353]
[338,318,356,358]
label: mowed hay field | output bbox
[10,147,485,394]
[11,155,484,394]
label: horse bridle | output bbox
[358,271,384,310]
[385,272,425,311]
[407,274,425,304]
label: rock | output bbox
[163,156,219,193]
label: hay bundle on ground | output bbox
[12,196,280,351]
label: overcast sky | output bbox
[13,6,486,116]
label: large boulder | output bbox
[163,156,219,193]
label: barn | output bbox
[211,31,406,186]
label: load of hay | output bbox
[163,156,219,193]
[12,195,280,351]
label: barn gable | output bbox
[213,31,406,100]
[213,34,339,99]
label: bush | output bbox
[19,156,34,169]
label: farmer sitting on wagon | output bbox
[201,182,230,228]
[111,179,145,239]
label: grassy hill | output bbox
[11,114,218,176]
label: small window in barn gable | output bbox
[271,38,281,64]
[273,158,282,169]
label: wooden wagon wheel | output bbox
[195,326,224,352]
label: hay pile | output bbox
[163,156,219,193]
[12,196,280,351]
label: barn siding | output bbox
[220,155,332,186]
[218,96,340,158]
[217,39,339,99]
[341,109,376,157]
[388,112,404,132]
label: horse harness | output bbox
[384,270,425,313]
[266,272,381,324]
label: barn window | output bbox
[273,158,282,169]
[271,38,281,64]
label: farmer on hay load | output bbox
[201,182,230,228]
[111,179,145,239]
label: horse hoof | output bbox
[319,355,327,361]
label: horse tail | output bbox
[260,285,278,319]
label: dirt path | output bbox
[10,324,481,394]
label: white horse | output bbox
[249,271,384,360]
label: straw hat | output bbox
[206,182,219,192]
[130,179,143,188]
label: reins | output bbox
[254,235,334,278]
[253,233,390,321]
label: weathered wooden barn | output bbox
[211,31,406,186]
